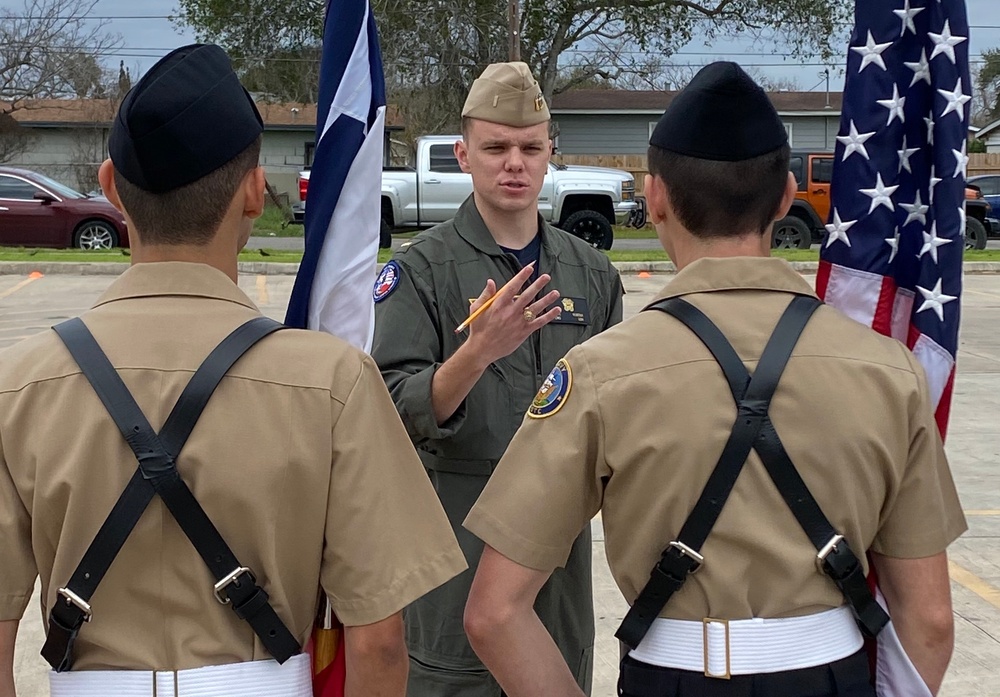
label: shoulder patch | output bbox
[373,261,401,303]
[528,358,573,419]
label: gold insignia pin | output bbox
[561,298,575,313]
[534,93,545,112]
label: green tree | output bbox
[975,48,1000,124]
[174,0,851,133]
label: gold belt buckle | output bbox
[702,618,731,679]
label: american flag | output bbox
[284,0,386,353]
[817,0,970,439]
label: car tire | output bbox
[74,220,119,249]
[966,216,988,251]
[772,216,812,250]
[379,218,392,249]
[562,210,613,250]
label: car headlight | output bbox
[622,180,635,201]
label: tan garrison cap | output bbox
[462,62,550,127]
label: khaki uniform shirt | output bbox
[466,257,967,621]
[0,262,466,671]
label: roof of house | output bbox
[2,99,404,129]
[977,118,1000,139]
[549,89,844,115]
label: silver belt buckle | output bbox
[702,618,731,679]
[57,587,93,622]
[669,540,704,574]
[213,566,255,605]
[816,534,845,571]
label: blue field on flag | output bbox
[284,0,386,353]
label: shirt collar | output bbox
[454,195,561,259]
[647,257,819,307]
[92,262,259,311]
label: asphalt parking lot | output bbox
[2,269,999,696]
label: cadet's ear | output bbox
[243,166,266,220]
[645,174,668,225]
[98,160,124,213]
[774,172,798,222]
[455,138,472,174]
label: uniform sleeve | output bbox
[0,421,37,621]
[606,269,624,330]
[321,356,467,626]
[464,348,607,571]
[870,352,967,558]
[372,254,468,444]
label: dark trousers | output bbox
[618,649,875,697]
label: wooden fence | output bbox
[969,153,1000,175]
[555,152,1000,190]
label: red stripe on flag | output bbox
[815,260,833,301]
[935,367,955,439]
[871,275,897,336]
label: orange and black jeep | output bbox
[772,151,833,249]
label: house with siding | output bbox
[1,100,399,203]
[549,89,844,155]
[976,119,1000,154]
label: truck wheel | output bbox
[966,217,988,251]
[562,210,613,250]
[379,218,392,249]
[772,216,812,250]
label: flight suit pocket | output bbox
[419,451,495,476]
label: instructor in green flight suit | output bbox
[371,62,624,697]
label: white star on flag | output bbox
[860,173,899,214]
[837,120,876,161]
[916,278,957,321]
[929,20,968,64]
[905,49,932,87]
[958,205,966,230]
[851,31,893,72]
[929,166,943,204]
[885,229,901,263]
[894,0,925,36]
[900,191,929,226]
[898,137,919,173]
[952,147,969,178]
[938,78,971,121]
[919,222,953,263]
[824,209,856,248]
[877,84,907,125]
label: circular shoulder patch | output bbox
[373,261,401,303]
[528,358,573,419]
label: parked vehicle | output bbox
[772,151,834,249]
[296,135,639,249]
[968,174,1000,211]
[0,168,129,249]
[965,186,992,250]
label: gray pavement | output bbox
[2,270,999,696]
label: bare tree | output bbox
[0,112,37,163]
[1,0,122,112]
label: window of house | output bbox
[0,175,42,201]
[428,144,462,173]
[304,142,316,168]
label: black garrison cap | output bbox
[650,62,788,161]
[109,44,264,194]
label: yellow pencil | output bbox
[455,263,533,333]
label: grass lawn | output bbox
[251,207,303,237]
[5,247,1000,265]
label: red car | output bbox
[0,167,129,248]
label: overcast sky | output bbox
[2,0,998,92]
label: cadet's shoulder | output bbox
[392,222,459,267]
[0,330,73,394]
[803,303,921,376]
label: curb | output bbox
[4,261,1000,277]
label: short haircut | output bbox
[647,143,791,238]
[114,135,262,245]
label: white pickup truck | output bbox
[295,135,641,249]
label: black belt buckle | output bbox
[213,566,256,605]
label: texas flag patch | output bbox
[373,261,401,303]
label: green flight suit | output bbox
[372,196,624,697]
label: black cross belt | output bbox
[616,296,888,651]
[42,316,300,672]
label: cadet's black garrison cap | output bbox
[109,43,264,194]
[650,62,787,161]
